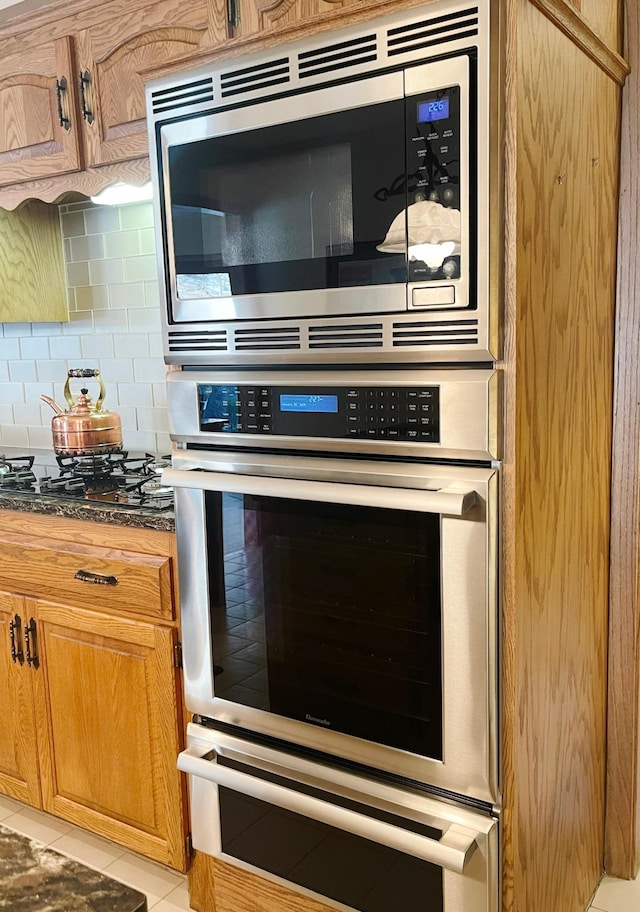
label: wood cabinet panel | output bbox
[0,591,41,807]
[76,0,212,166]
[0,530,174,621]
[233,0,367,38]
[0,35,81,186]
[32,598,187,870]
[0,200,69,323]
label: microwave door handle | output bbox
[162,468,476,516]
[177,746,479,874]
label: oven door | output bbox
[178,723,499,912]
[165,449,498,804]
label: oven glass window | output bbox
[206,492,443,760]
[217,756,444,912]
[167,100,408,299]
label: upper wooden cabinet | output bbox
[228,0,367,39]
[0,35,81,187]
[75,0,213,167]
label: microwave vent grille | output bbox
[386,7,479,57]
[167,329,228,351]
[309,322,384,349]
[220,58,291,98]
[297,34,378,80]
[234,326,301,351]
[392,318,479,347]
[151,77,214,114]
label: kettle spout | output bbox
[41,394,64,416]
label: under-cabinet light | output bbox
[90,182,153,206]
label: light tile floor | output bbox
[0,794,192,911]
[2,791,640,911]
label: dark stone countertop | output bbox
[0,824,147,911]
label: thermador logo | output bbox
[306,713,331,727]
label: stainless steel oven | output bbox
[166,365,500,910]
[179,724,499,912]
[165,367,499,801]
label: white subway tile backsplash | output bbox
[36,360,72,383]
[75,286,109,311]
[85,206,119,235]
[9,361,37,382]
[0,383,25,405]
[133,358,167,384]
[49,336,82,360]
[120,203,154,231]
[20,337,50,360]
[109,282,146,310]
[112,333,149,359]
[70,234,105,262]
[1,199,170,454]
[89,258,124,286]
[105,230,141,259]
[32,322,63,337]
[100,361,134,386]
[64,312,94,335]
[137,407,169,433]
[13,404,43,426]
[80,334,115,360]
[1,424,29,447]
[0,339,21,359]
[117,382,152,407]
[3,324,31,338]
[129,307,161,333]
[124,255,157,283]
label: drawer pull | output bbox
[74,569,119,586]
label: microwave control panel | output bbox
[408,85,461,211]
[198,384,440,442]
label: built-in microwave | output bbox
[146,0,497,366]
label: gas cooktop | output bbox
[0,451,174,512]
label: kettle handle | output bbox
[64,368,106,410]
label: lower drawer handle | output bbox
[74,569,119,586]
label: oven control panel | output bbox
[198,384,440,442]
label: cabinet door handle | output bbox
[56,76,71,131]
[227,0,240,31]
[8,614,24,665]
[24,618,39,669]
[74,569,119,586]
[79,70,94,125]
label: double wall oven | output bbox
[148,2,501,911]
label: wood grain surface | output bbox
[605,0,640,882]
[500,0,621,909]
[0,200,68,321]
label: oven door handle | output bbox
[178,745,480,873]
[163,468,477,516]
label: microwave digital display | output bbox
[417,97,450,122]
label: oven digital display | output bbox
[417,97,450,122]
[280,394,338,414]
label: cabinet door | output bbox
[0,36,81,187]
[76,0,212,167]
[32,598,188,871]
[0,593,41,808]
[232,0,366,39]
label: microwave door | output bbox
[160,72,411,324]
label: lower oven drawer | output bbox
[179,723,499,912]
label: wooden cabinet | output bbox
[0,35,81,187]
[228,0,367,41]
[0,511,188,873]
[75,0,213,167]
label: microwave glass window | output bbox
[167,100,408,299]
[205,492,443,760]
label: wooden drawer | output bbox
[0,531,173,621]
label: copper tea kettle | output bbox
[41,368,123,456]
